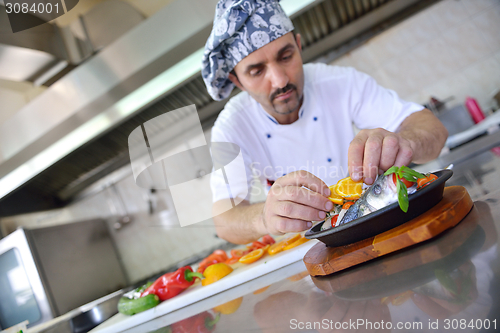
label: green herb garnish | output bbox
[396,179,409,212]
[384,166,425,212]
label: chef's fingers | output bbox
[379,134,400,172]
[272,185,333,212]
[276,170,331,197]
[348,131,368,182]
[275,200,329,221]
[362,133,384,185]
[266,185,333,224]
[393,139,413,168]
[268,215,312,234]
[264,184,330,234]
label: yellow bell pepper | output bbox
[202,263,233,286]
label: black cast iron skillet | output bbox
[305,169,453,247]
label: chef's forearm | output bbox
[398,109,448,164]
[212,200,268,244]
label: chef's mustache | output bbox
[270,84,297,101]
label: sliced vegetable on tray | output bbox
[283,235,310,250]
[268,233,301,255]
[239,248,266,264]
[197,250,228,273]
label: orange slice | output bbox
[283,236,310,251]
[268,233,302,255]
[334,177,363,199]
[239,248,265,264]
[327,193,344,205]
[268,242,285,255]
[328,184,344,204]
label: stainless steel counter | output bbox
[27,290,126,333]
[84,133,500,333]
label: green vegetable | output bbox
[384,165,425,212]
[396,179,409,213]
[136,281,153,294]
[118,294,160,316]
[385,165,425,182]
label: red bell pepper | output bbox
[224,236,275,264]
[171,311,220,333]
[141,266,203,301]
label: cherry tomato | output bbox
[392,173,415,188]
[417,173,438,189]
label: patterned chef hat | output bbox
[202,0,294,101]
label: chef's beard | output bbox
[270,84,303,115]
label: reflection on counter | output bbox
[310,204,485,297]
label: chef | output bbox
[202,0,448,244]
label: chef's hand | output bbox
[262,170,333,235]
[348,128,413,185]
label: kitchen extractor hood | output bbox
[0,0,439,216]
[0,0,145,85]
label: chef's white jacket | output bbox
[210,63,423,203]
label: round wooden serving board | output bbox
[303,186,473,276]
